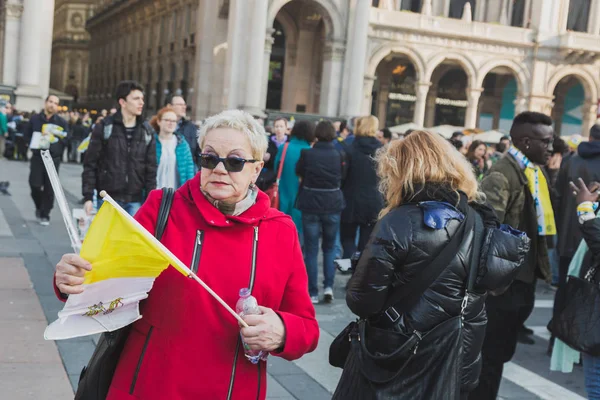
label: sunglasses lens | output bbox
[200,154,219,169]
[224,158,245,172]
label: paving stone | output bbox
[0,320,63,364]
[0,364,73,399]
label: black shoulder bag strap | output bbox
[382,205,475,323]
[155,187,175,240]
[461,209,483,318]
[74,187,176,400]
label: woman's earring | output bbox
[249,182,256,189]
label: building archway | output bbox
[478,66,524,131]
[267,0,344,40]
[372,55,419,128]
[424,64,470,127]
[267,0,334,114]
[552,77,586,136]
[548,68,599,136]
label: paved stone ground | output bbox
[0,158,588,399]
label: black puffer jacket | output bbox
[341,136,383,224]
[82,111,157,203]
[555,141,600,258]
[295,141,347,214]
[347,195,530,391]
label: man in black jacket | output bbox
[166,94,199,165]
[82,81,156,216]
[553,124,600,322]
[24,95,68,225]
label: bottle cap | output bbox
[239,288,250,297]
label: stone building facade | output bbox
[50,0,97,104]
[0,0,56,110]
[84,0,600,136]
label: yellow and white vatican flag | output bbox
[44,190,247,341]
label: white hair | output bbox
[197,109,268,160]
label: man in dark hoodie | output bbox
[553,124,600,323]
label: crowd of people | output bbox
[13,78,597,399]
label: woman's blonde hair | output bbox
[198,109,268,160]
[355,115,379,137]
[376,130,485,217]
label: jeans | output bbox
[584,353,600,399]
[96,197,141,217]
[302,212,340,297]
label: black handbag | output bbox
[75,187,175,400]
[332,208,483,399]
[548,261,600,356]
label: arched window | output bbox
[449,0,475,19]
[567,0,591,32]
[400,0,422,12]
[510,0,525,27]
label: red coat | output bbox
[56,174,319,399]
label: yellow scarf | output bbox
[509,146,556,236]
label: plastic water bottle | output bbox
[236,288,268,364]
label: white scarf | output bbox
[157,136,178,189]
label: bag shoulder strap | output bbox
[383,204,474,321]
[276,143,289,182]
[155,187,175,240]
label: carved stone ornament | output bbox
[6,3,24,20]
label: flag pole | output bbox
[99,191,249,328]
[41,150,82,252]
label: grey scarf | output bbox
[201,184,258,216]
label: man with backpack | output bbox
[82,81,157,216]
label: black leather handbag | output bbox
[75,187,175,400]
[332,208,483,400]
[549,262,600,356]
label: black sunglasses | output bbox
[199,153,258,173]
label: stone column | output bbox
[194,0,219,119]
[361,74,376,115]
[465,88,483,128]
[514,95,527,115]
[424,85,437,127]
[239,0,268,117]
[15,0,55,110]
[319,40,345,117]
[582,100,598,137]
[259,28,275,112]
[2,1,23,88]
[343,0,371,116]
[376,83,389,126]
[558,0,570,33]
[223,0,249,110]
[588,0,600,35]
[413,81,431,127]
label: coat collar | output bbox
[180,173,273,227]
[505,153,529,187]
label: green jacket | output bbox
[0,112,7,137]
[480,153,550,283]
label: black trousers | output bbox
[29,155,60,219]
[468,279,536,400]
[340,221,374,259]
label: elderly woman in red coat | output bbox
[54,109,320,399]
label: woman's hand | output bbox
[240,306,286,353]
[55,253,92,295]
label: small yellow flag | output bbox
[81,199,189,284]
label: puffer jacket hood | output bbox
[578,141,600,159]
[346,200,529,391]
[353,136,381,154]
